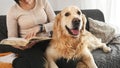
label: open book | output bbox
[0,37,51,46]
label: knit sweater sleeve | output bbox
[7,6,18,37]
[43,0,56,32]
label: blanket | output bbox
[93,35,120,68]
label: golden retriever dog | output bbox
[45,6,111,68]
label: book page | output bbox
[0,38,28,46]
[0,37,51,46]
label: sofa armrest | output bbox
[82,9,105,22]
[0,15,7,41]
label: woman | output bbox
[6,0,55,68]
[7,0,55,40]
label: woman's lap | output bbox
[12,41,50,68]
[12,50,46,68]
[0,40,50,68]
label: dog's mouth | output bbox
[65,25,79,36]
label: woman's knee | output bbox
[12,57,46,68]
[12,57,30,68]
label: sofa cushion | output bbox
[88,17,115,44]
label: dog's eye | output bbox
[77,11,81,15]
[65,12,70,17]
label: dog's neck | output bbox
[52,33,82,49]
[51,33,83,59]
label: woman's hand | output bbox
[25,31,38,39]
[25,26,40,39]
[11,40,39,50]
[12,25,45,50]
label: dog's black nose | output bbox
[72,18,80,29]
[72,18,80,24]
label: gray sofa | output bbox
[0,10,120,68]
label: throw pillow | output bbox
[88,17,115,44]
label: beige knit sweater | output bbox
[7,0,55,38]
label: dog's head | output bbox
[53,6,87,38]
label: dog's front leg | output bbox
[45,48,58,68]
[76,61,88,68]
[48,59,58,68]
[79,49,98,68]
[45,56,58,68]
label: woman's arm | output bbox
[43,0,56,32]
[7,6,19,37]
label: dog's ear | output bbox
[82,14,87,31]
[53,13,61,38]
[54,13,61,26]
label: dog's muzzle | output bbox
[72,18,80,30]
[66,18,80,36]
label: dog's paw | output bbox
[103,47,111,53]
[77,62,88,68]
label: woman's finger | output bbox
[25,32,37,39]
[25,33,30,39]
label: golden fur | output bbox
[45,6,111,68]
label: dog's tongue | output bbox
[71,30,79,35]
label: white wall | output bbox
[0,0,108,22]
[0,0,108,16]
[0,0,15,15]
[0,0,95,15]
[0,0,119,33]
[49,0,83,11]
[49,0,101,10]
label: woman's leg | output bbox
[12,41,49,68]
[12,57,30,68]
[12,49,46,68]
[0,44,22,53]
